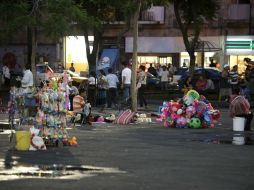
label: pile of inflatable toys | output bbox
[158,90,220,128]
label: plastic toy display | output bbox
[8,71,78,150]
[159,90,220,128]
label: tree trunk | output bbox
[31,26,37,82]
[84,29,101,72]
[131,0,141,112]
[27,27,32,66]
[189,52,196,78]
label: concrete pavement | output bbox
[0,108,254,190]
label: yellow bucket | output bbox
[15,131,31,151]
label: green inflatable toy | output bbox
[190,117,201,128]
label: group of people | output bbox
[3,63,33,88]
[220,62,253,102]
[70,62,149,112]
[181,75,215,95]
[147,63,176,90]
[221,60,254,131]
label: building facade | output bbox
[1,0,254,74]
[101,0,254,73]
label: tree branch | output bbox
[173,0,190,51]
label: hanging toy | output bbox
[52,80,58,90]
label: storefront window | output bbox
[137,56,172,69]
[180,52,217,68]
[229,55,254,74]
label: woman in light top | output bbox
[137,65,147,109]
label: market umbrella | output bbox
[71,76,88,83]
[194,40,222,68]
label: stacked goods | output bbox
[159,90,220,129]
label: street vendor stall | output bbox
[8,71,77,151]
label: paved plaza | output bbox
[0,109,253,190]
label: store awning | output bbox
[97,48,120,71]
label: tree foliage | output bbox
[172,0,219,76]
[0,0,87,76]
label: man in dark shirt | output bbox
[69,62,75,72]
[148,64,157,77]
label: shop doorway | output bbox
[229,55,254,74]
[65,36,93,73]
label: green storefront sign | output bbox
[226,40,254,50]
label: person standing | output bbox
[168,63,176,77]
[87,71,97,106]
[137,65,147,108]
[2,63,10,86]
[229,65,239,91]
[148,63,157,77]
[21,64,33,88]
[106,68,119,108]
[229,87,253,131]
[219,64,231,101]
[69,62,75,72]
[160,66,169,90]
[121,62,132,100]
[97,70,108,111]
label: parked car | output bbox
[180,68,221,82]
[146,72,160,90]
[175,68,188,76]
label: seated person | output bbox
[206,78,215,91]
[68,81,79,111]
[73,88,91,124]
[182,76,193,94]
[229,87,253,131]
[195,75,207,95]
[239,78,251,101]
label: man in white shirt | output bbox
[160,66,169,90]
[21,64,34,88]
[168,63,176,76]
[121,62,132,100]
[106,68,119,108]
[87,71,97,106]
[2,64,10,86]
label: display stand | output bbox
[38,86,69,147]
[9,72,76,149]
